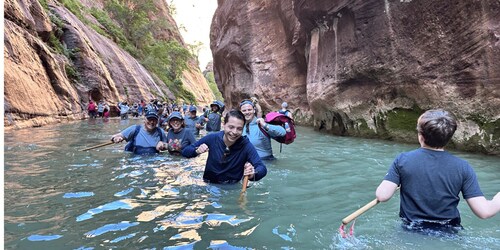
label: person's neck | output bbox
[421,145,444,151]
[248,116,256,124]
[223,134,235,147]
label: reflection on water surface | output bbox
[4,119,500,249]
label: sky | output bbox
[169,0,217,70]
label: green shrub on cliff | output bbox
[205,71,223,101]
[54,0,197,101]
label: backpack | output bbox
[260,111,296,144]
[124,125,165,152]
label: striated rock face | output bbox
[4,0,213,129]
[210,0,500,154]
[210,0,309,119]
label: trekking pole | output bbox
[80,141,114,151]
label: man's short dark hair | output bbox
[224,109,246,124]
[417,109,457,148]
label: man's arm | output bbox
[246,144,267,181]
[466,192,500,219]
[257,118,285,137]
[376,180,398,202]
[181,137,206,158]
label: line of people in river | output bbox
[106,100,499,234]
[87,98,205,122]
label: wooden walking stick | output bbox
[339,186,400,238]
[241,175,249,193]
[239,175,250,204]
[80,141,114,151]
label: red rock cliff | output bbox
[210,0,500,154]
[4,0,213,129]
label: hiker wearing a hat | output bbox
[110,110,167,155]
[182,110,267,184]
[278,102,293,119]
[158,111,196,155]
[184,106,204,137]
[203,101,223,134]
[240,99,286,160]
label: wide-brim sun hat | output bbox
[210,102,221,109]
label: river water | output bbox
[4,118,499,249]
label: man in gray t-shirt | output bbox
[111,111,167,155]
[376,109,499,231]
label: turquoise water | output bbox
[4,118,500,249]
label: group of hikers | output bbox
[87,100,111,119]
[95,98,499,235]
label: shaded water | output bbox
[4,118,499,249]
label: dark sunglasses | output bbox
[221,146,230,164]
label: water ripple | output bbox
[76,200,137,222]
[27,234,63,241]
[84,221,139,238]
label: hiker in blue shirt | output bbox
[118,102,130,120]
[240,99,285,160]
[159,111,196,155]
[278,101,293,119]
[110,111,167,155]
[204,101,223,133]
[184,106,204,137]
[376,109,500,233]
[182,110,267,184]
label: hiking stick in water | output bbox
[339,186,400,238]
[80,141,114,151]
[341,198,380,226]
[239,175,250,204]
[241,175,249,193]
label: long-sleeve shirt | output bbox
[242,117,286,159]
[182,131,267,183]
[165,127,196,155]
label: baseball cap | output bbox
[168,111,184,121]
[145,110,159,120]
[189,106,197,112]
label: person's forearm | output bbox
[467,193,500,219]
[181,145,197,158]
[267,124,286,137]
[252,163,267,181]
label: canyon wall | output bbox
[210,0,500,154]
[4,0,214,129]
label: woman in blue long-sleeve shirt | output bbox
[240,99,286,160]
[182,110,267,184]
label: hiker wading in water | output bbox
[182,110,267,184]
[240,99,285,160]
[376,109,500,233]
[110,111,167,155]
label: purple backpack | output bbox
[260,112,296,144]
